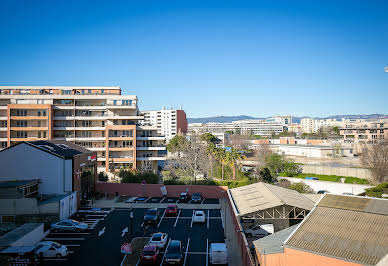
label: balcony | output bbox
[136,146,166,151]
[136,136,165,141]
[136,156,166,161]
[11,127,47,131]
[108,146,133,151]
[53,126,105,131]
[11,116,48,120]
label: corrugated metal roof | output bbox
[253,224,298,255]
[285,195,388,265]
[318,194,388,216]
[229,182,315,216]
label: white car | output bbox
[193,210,206,223]
[209,243,228,265]
[34,241,68,258]
[244,224,274,238]
[148,232,168,249]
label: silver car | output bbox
[51,219,88,232]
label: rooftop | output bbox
[0,223,42,248]
[229,182,315,216]
[27,140,91,159]
[253,224,298,255]
[285,194,388,265]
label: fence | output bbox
[301,165,372,180]
[96,182,228,199]
[227,190,256,266]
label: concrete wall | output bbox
[0,198,59,215]
[11,224,45,247]
[0,143,72,194]
[301,164,372,180]
[59,192,77,219]
[96,182,228,198]
[280,177,373,195]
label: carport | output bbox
[228,182,315,231]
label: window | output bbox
[62,90,71,95]
[16,131,27,138]
[113,100,117,105]
[16,109,27,116]
[88,89,92,94]
[81,90,85,95]
[16,121,27,127]
[101,89,104,94]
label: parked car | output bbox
[164,240,183,265]
[71,212,87,221]
[305,177,318,180]
[34,241,68,258]
[165,205,178,216]
[317,190,330,194]
[343,192,354,195]
[244,224,274,238]
[209,243,228,265]
[148,232,168,249]
[144,208,159,225]
[193,210,206,223]
[140,245,160,265]
[179,192,190,203]
[51,219,88,232]
[191,192,202,203]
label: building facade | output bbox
[140,107,188,142]
[0,86,165,173]
[340,119,388,143]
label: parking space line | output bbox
[175,198,179,203]
[187,251,207,255]
[183,238,190,266]
[140,222,144,227]
[144,197,151,203]
[201,198,205,204]
[49,232,89,235]
[120,254,127,266]
[68,251,75,254]
[65,244,81,247]
[188,199,192,204]
[161,196,166,203]
[44,258,67,261]
[160,238,171,266]
[174,210,181,227]
[135,259,140,266]
[190,210,194,227]
[207,210,210,229]
[157,209,166,227]
[44,237,85,241]
[206,238,209,266]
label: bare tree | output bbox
[361,140,388,183]
[165,134,210,183]
[139,160,154,173]
[226,133,250,150]
[254,143,272,171]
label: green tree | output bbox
[166,135,188,157]
[200,133,217,143]
[283,159,301,177]
[98,172,108,182]
[265,153,285,177]
[332,126,340,135]
[259,167,274,183]
[227,148,243,180]
[289,182,314,193]
[206,143,218,178]
[215,148,228,180]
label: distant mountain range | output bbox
[187,114,387,124]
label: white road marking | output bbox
[188,199,192,204]
[188,251,207,255]
[175,198,179,203]
[135,259,140,266]
[174,210,181,227]
[160,238,171,266]
[140,222,144,227]
[183,238,190,266]
[161,196,166,203]
[201,198,205,204]
[68,250,75,254]
[190,210,194,227]
[206,238,209,266]
[120,254,127,266]
[65,244,81,247]
[50,232,89,235]
[98,227,106,237]
[121,227,128,237]
[207,210,210,229]
[144,197,151,203]
[157,209,166,227]
[44,238,85,241]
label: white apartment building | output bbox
[140,107,188,142]
[300,118,342,133]
[0,86,165,173]
[265,115,293,125]
[188,119,285,136]
[300,118,315,133]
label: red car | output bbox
[165,205,178,216]
[140,245,160,264]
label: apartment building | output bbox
[300,118,315,133]
[340,119,388,143]
[188,120,285,136]
[140,107,188,142]
[0,86,165,173]
[265,115,292,125]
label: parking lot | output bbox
[38,197,225,266]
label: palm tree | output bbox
[228,148,243,180]
[215,148,227,180]
[206,143,217,178]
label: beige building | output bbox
[300,118,315,133]
[340,119,388,143]
[0,86,165,173]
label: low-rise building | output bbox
[253,194,388,266]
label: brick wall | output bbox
[96,182,228,198]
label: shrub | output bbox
[98,172,109,182]
[259,167,274,183]
[289,182,314,193]
[365,183,388,198]
[120,169,159,184]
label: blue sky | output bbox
[0,0,387,118]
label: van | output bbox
[209,243,228,265]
